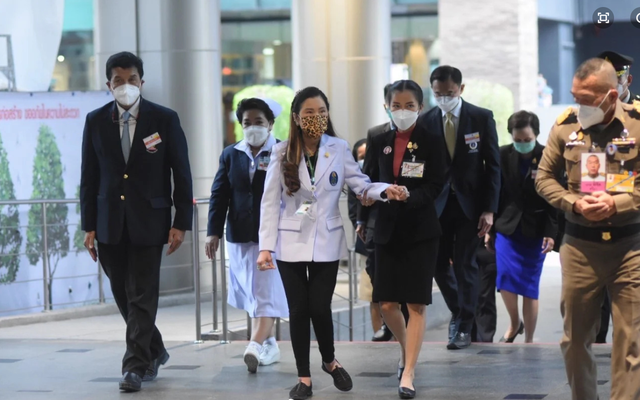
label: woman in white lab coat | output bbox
[257,86,400,400]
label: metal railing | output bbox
[0,197,362,343]
[191,197,361,343]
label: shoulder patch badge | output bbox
[556,106,576,125]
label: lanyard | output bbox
[305,152,318,185]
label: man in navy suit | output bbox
[418,66,500,350]
[80,52,193,391]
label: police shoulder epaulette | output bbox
[627,100,640,119]
[556,107,576,125]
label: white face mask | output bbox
[244,125,270,147]
[391,109,419,131]
[112,84,140,107]
[358,159,364,169]
[435,96,460,113]
[577,90,612,130]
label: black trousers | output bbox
[98,225,165,376]
[434,194,481,334]
[471,245,497,342]
[277,260,339,377]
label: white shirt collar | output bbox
[622,91,631,104]
[441,98,463,118]
[116,97,141,120]
[235,133,277,156]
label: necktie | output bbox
[121,111,131,163]
[445,112,456,159]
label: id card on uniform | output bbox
[295,200,313,216]
[401,161,424,178]
[258,156,270,171]
[606,172,636,193]
[580,153,606,193]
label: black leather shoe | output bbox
[119,372,142,392]
[372,324,393,342]
[499,321,524,343]
[447,331,471,350]
[322,362,353,392]
[448,314,458,341]
[289,382,313,400]
[397,364,404,381]
[398,386,416,399]
[143,350,170,381]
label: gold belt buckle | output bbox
[602,232,612,242]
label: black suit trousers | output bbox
[435,194,481,333]
[98,222,165,376]
[471,246,497,342]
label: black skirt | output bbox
[372,238,438,305]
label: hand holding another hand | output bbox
[574,192,616,221]
[385,185,409,201]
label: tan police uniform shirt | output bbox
[536,100,640,228]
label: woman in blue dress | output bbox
[487,111,557,343]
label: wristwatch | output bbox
[380,191,387,199]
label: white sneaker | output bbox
[243,342,261,373]
[259,342,281,366]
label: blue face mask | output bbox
[513,141,536,154]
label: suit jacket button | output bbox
[120,195,125,200]
[124,174,129,179]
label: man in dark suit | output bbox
[598,51,640,105]
[418,65,500,349]
[80,52,193,392]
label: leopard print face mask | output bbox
[300,114,328,138]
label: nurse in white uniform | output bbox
[257,87,403,400]
[206,98,288,373]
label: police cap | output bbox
[598,51,634,75]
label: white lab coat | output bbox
[259,134,389,262]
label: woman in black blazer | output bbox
[487,111,557,343]
[359,80,446,399]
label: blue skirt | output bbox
[495,229,546,299]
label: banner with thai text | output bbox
[0,91,113,316]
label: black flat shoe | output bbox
[398,386,416,399]
[322,362,353,392]
[397,360,404,381]
[289,382,313,400]
[372,324,393,342]
[143,350,170,381]
[499,321,524,343]
[119,371,142,392]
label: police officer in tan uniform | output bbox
[536,58,640,400]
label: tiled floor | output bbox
[0,253,617,399]
[0,338,613,400]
